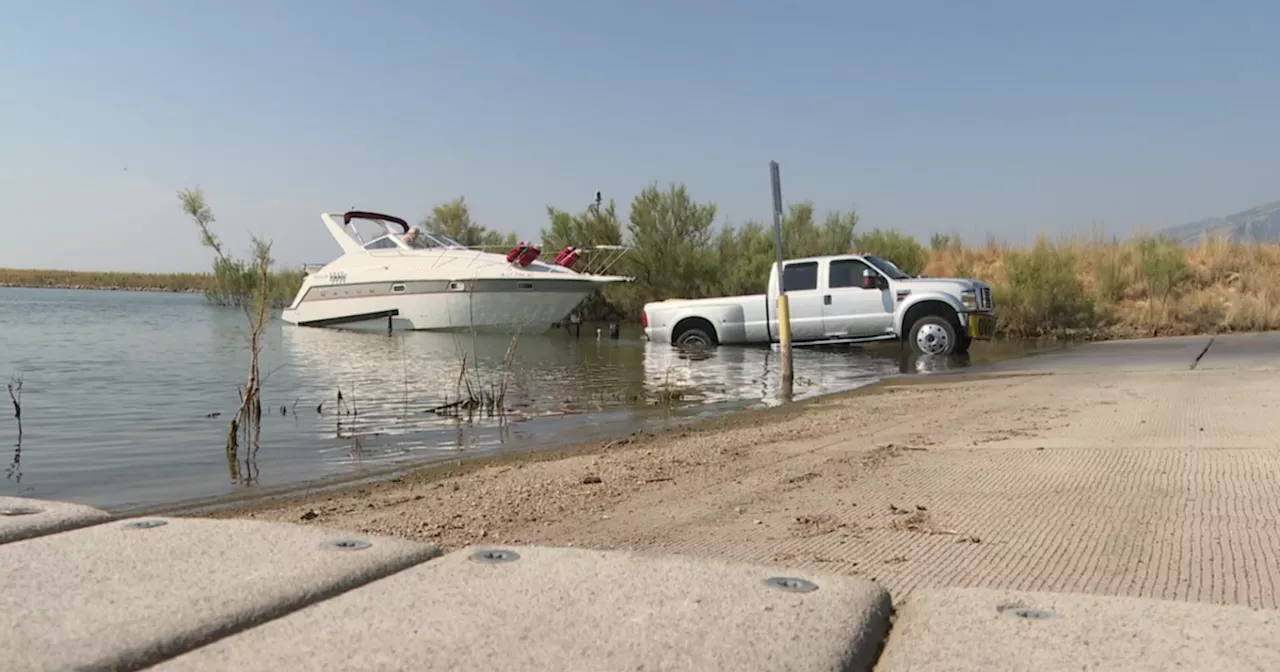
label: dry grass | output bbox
[925,234,1280,339]
[0,267,306,305]
[0,268,211,292]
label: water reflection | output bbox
[281,325,649,421]
[899,351,971,374]
[641,342,903,407]
[276,326,653,474]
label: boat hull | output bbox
[280,287,594,332]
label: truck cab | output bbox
[642,253,997,356]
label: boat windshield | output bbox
[425,231,465,248]
[864,255,913,279]
[397,227,466,250]
[400,227,465,249]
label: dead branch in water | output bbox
[6,375,20,433]
[6,375,22,482]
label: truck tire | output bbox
[955,334,972,355]
[908,315,958,356]
[674,326,716,348]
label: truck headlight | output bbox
[960,290,977,311]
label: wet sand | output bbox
[209,334,1280,608]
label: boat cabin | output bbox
[328,210,467,253]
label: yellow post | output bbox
[777,293,793,384]
[769,160,794,395]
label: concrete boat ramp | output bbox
[4,333,1280,671]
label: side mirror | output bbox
[861,269,879,289]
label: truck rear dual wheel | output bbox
[908,315,961,356]
[673,323,717,347]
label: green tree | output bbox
[422,197,515,248]
[611,183,718,316]
[854,229,927,276]
[713,221,775,296]
[1000,239,1096,337]
[1137,235,1191,332]
[541,199,625,267]
[541,199,626,319]
[779,202,857,259]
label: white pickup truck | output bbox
[641,254,997,356]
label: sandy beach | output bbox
[211,334,1280,609]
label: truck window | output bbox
[829,259,873,288]
[782,262,818,291]
[864,255,912,280]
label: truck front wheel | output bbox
[907,315,959,356]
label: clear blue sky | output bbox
[3,0,1278,272]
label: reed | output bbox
[179,187,276,483]
[426,293,526,421]
[433,327,523,420]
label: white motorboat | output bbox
[281,211,631,331]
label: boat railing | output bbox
[580,244,631,275]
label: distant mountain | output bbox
[1161,201,1280,244]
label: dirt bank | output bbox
[210,357,1280,609]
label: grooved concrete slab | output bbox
[875,588,1280,671]
[0,495,112,543]
[0,516,439,672]
[157,545,893,672]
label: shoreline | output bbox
[157,376,911,518]
[147,364,1045,520]
[196,369,1045,539]
[194,333,1280,609]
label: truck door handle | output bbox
[823,295,831,305]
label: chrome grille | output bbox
[978,287,993,311]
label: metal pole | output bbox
[770,161,793,385]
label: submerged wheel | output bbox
[674,326,715,347]
[954,334,972,355]
[672,318,718,348]
[908,315,958,356]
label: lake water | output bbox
[0,287,1035,512]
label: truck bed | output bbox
[643,294,773,345]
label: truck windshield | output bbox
[864,255,912,279]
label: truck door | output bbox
[779,261,826,341]
[822,258,895,337]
